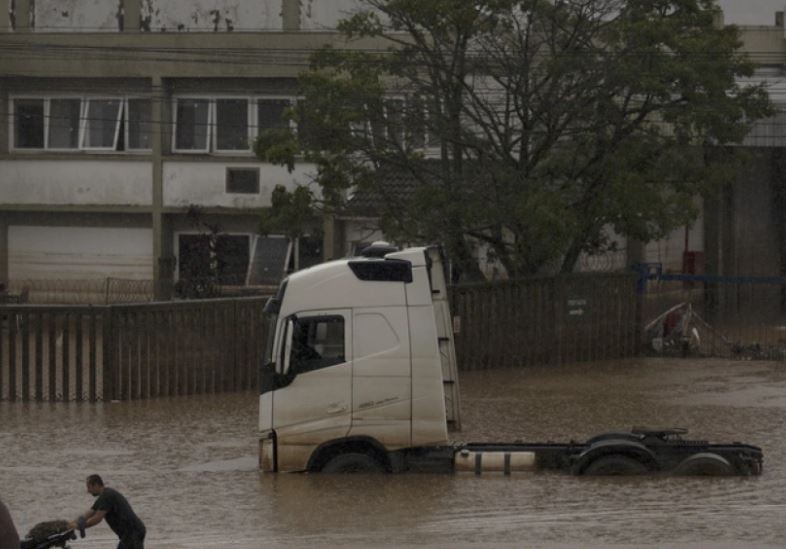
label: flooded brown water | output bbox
[1,357,785,548]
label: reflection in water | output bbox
[1,358,785,548]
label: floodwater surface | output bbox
[1,358,785,548]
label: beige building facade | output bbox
[0,0,378,299]
[2,3,786,299]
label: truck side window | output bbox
[290,316,345,374]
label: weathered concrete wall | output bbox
[162,161,315,208]
[0,160,153,206]
[34,0,122,32]
[140,0,282,31]
[300,0,365,30]
[8,225,153,279]
[738,25,786,65]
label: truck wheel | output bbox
[583,454,649,475]
[674,453,734,476]
[321,452,385,473]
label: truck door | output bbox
[272,309,353,448]
[349,307,412,448]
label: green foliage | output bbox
[254,0,772,277]
[259,185,318,239]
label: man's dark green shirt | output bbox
[91,487,145,539]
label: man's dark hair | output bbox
[86,474,103,486]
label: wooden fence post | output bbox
[89,310,97,402]
[34,311,43,400]
[48,312,56,401]
[102,307,115,402]
[21,311,29,400]
[553,277,563,366]
[231,300,239,390]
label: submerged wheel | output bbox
[321,452,385,473]
[583,454,649,475]
[674,453,734,476]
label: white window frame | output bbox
[125,97,153,152]
[172,96,212,154]
[9,94,148,154]
[349,103,373,141]
[382,95,407,148]
[81,97,124,151]
[45,96,84,152]
[170,95,299,155]
[213,96,253,155]
[253,96,297,137]
[9,96,45,151]
[377,95,441,153]
[417,97,441,153]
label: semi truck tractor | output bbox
[258,244,763,476]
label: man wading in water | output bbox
[69,475,146,549]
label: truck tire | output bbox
[673,453,734,476]
[583,454,649,475]
[321,452,385,473]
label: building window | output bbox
[13,99,44,149]
[215,98,249,151]
[48,98,81,149]
[82,98,123,149]
[226,167,260,194]
[11,96,152,152]
[127,98,152,150]
[174,98,211,152]
[367,96,439,151]
[173,95,295,154]
[383,98,406,147]
[257,98,290,131]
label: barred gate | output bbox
[0,297,267,402]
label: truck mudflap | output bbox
[446,428,763,476]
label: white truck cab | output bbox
[259,244,461,473]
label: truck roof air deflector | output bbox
[348,259,413,282]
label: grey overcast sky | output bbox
[717,0,785,25]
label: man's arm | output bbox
[68,508,105,530]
